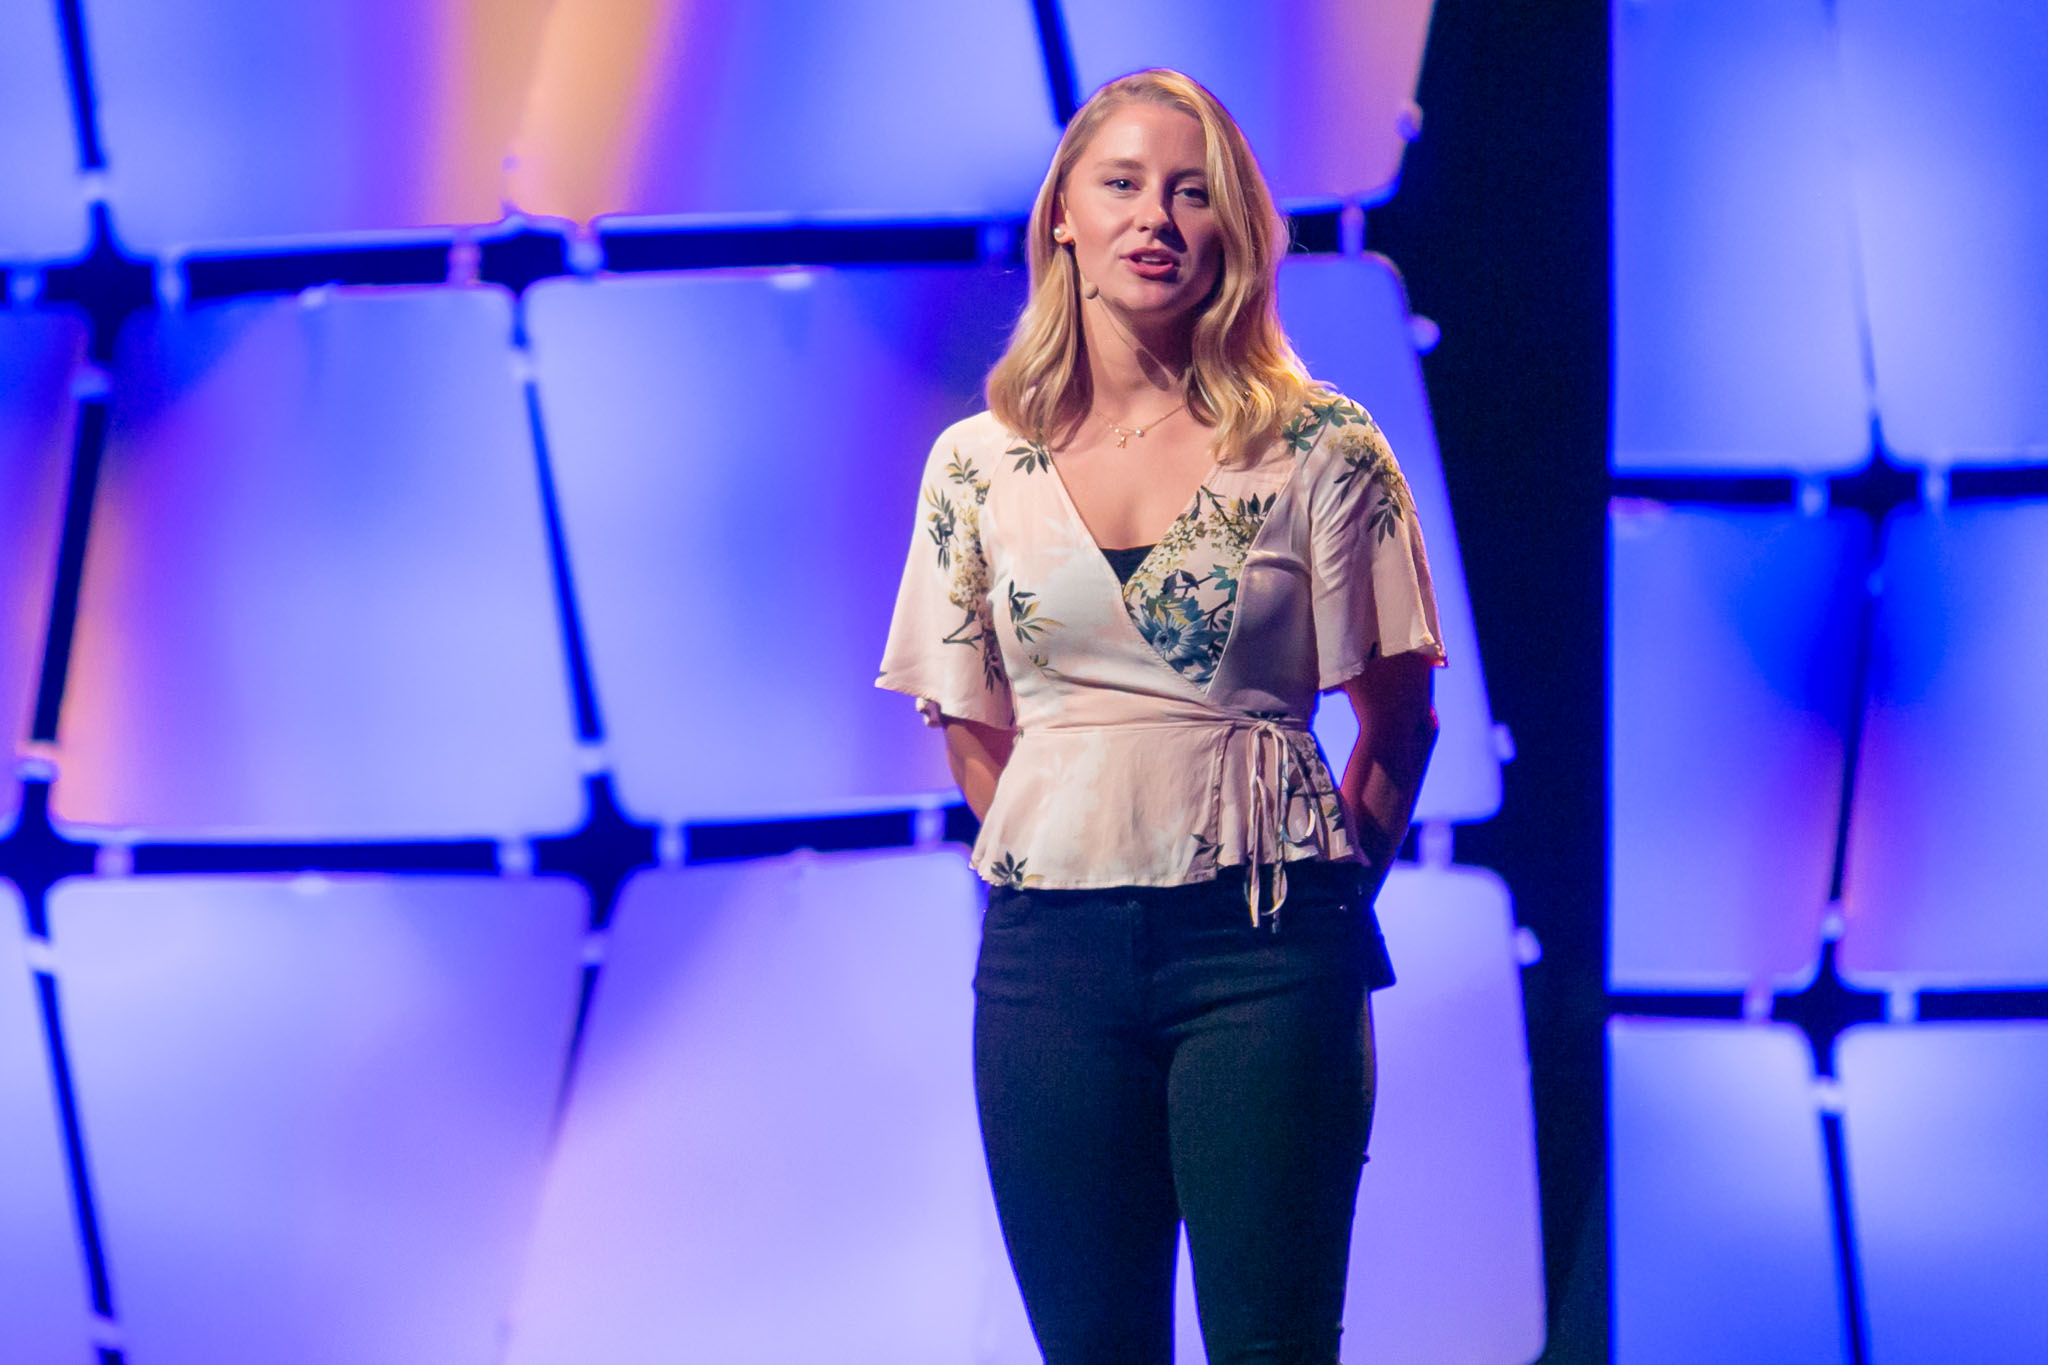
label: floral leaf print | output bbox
[1005,580,1063,646]
[923,485,958,568]
[1008,439,1053,474]
[945,452,991,504]
[1280,392,1368,454]
[1120,480,1278,688]
[987,852,1037,889]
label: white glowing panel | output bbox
[1283,256,1501,825]
[510,0,1053,222]
[1,311,84,835]
[50,874,585,1365]
[85,0,552,250]
[0,889,93,1365]
[505,851,1033,1365]
[1610,1021,1846,1365]
[0,0,86,261]
[1842,505,2048,986]
[1342,864,1546,1364]
[526,267,1022,823]
[1839,1,2048,466]
[55,287,583,840]
[1839,1024,2048,1364]
[1612,0,1870,473]
[1061,0,1436,205]
[1611,506,1868,990]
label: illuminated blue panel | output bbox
[1839,1024,2048,1364]
[527,0,1053,222]
[51,874,586,1365]
[1611,506,1869,990]
[1060,0,1436,205]
[53,287,584,841]
[1283,257,1501,825]
[1611,0,1870,474]
[1610,1021,1846,1365]
[504,852,1031,1364]
[1344,865,1546,1364]
[1842,505,2048,986]
[525,267,1021,824]
[84,0,550,250]
[0,312,84,835]
[0,889,93,1365]
[1839,2,2048,466]
[0,0,86,261]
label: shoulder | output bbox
[924,409,1059,482]
[1281,385,1412,513]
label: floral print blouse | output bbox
[877,391,1445,916]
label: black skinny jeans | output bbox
[972,862,1393,1365]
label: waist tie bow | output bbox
[1236,715,1313,928]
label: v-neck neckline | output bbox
[1041,447,1220,582]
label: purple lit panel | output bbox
[1344,864,1546,1364]
[526,267,1023,823]
[0,312,84,835]
[1061,0,1436,205]
[50,874,586,1365]
[1841,505,2048,986]
[1282,256,1501,825]
[515,0,1054,222]
[1840,1,2048,466]
[1609,1021,1847,1365]
[504,852,1034,1365]
[1611,506,1869,990]
[85,0,552,250]
[1839,1024,2048,1364]
[1611,0,1870,473]
[0,0,86,261]
[0,889,94,1365]
[54,287,584,840]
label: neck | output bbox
[1079,299,1191,421]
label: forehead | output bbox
[1076,102,1208,170]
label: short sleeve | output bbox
[1307,410,1447,690]
[876,430,1015,729]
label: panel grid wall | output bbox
[1611,2,2048,1362]
[0,4,1559,1365]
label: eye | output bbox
[1178,185,1211,206]
[1105,177,1136,192]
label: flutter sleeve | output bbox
[876,431,1015,729]
[1306,407,1448,689]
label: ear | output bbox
[1051,194,1070,243]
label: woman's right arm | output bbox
[942,717,1015,820]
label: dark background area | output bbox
[1370,3,1612,1358]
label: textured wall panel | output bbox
[1061,0,1436,205]
[1840,1,2048,466]
[1610,505,1868,990]
[1611,0,1869,474]
[1839,1024,2048,1364]
[1609,1021,1846,1365]
[84,0,552,250]
[509,0,1053,222]
[1284,256,1500,825]
[526,267,1021,823]
[54,287,584,840]
[0,311,85,835]
[1343,864,1546,1365]
[51,874,586,1365]
[0,0,87,261]
[1842,504,2048,986]
[505,851,1034,1365]
[0,888,93,1365]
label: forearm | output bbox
[1341,713,1435,875]
[943,717,1015,821]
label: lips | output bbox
[1123,250,1180,280]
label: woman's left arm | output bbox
[1336,652,1439,899]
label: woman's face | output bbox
[1054,102,1224,335]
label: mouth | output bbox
[1123,249,1181,280]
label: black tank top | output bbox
[1101,544,1154,585]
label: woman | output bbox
[878,69,1443,1364]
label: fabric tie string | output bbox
[1238,716,1310,927]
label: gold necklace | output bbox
[1105,397,1186,448]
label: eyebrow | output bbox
[1088,157,1207,178]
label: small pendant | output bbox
[1113,430,1132,448]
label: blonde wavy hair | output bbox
[986,69,1316,463]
